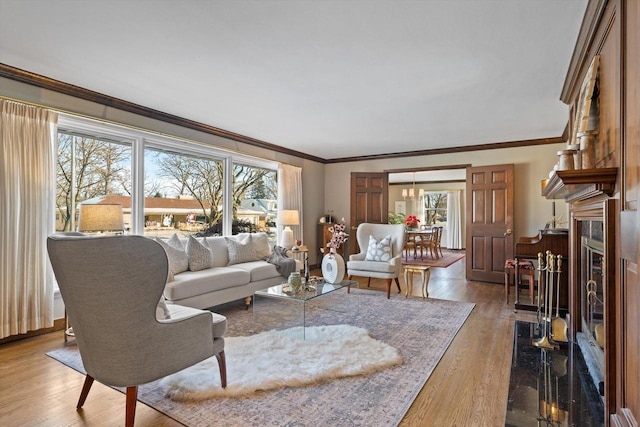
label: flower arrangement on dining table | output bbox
[320,218,349,256]
[405,215,420,229]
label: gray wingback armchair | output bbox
[347,223,406,298]
[47,234,227,427]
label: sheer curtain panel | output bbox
[446,190,463,250]
[0,100,57,338]
[277,164,303,244]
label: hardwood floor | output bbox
[0,258,537,426]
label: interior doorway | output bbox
[387,165,468,253]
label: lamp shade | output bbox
[278,209,300,226]
[78,204,124,232]
[278,210,299,249]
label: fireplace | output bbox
[577,220,605,397]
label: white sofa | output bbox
[160,233,301,309]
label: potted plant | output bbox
[405,215,420,230]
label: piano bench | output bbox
[504,259,535,305]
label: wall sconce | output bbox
[78,204,124,233]
[278,209,299,249]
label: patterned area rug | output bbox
[48,289,474,427]
[402,249,466,268]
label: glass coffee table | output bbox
[253,278,359,339]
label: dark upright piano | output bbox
[514,228,569,313]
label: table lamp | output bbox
[278,209,299,249]
[78,203,124,233]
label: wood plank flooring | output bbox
[0,258,537,426]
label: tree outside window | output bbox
[423,192,447,226]
[56,132,131,232]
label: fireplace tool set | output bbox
[534,251,568,349]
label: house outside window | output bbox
[55,132,132,233]
[56,115,278,238]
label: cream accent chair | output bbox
[347,223,406,298]
[47,234,227,427]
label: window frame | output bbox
[57,114,279,237]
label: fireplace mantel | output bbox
[542,167,617,202]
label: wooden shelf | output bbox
[542,168,617,202]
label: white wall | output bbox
[325,144,569,243]
[1,77,568,262]
[1,77,328,264]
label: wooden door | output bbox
[349,172,388,255]
[466,164,514,283]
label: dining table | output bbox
[404,228,434,261]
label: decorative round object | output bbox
[321,253,345,284]
[288,272,302,293]
[557,149,577,171]
[577,130,597,169]
[567,144,581,169]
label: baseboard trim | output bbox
[0,318,65,345]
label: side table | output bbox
[290,247,309,278]
[403,265,431,299]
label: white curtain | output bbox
[277,163,303,244]
[0,100,57,338]
[446,190,463,250]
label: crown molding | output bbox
[1,63,566,165]
[327,137,565,164]
[0,63,326,164]
[560,0,608,104]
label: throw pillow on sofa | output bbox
[186,236,214,271]
[225,235,257,265]
[156,296,171,320]
[252,232,273,259]
[155,235,188,275]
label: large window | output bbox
[144,146,224,238]
[56,115,278,238]
[56,132,132,232]
[423,192,447,227]
[234,163,278,244]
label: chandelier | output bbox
[402,173,424,200]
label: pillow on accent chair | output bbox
[365,234,393,262]
[225,235,257,265]
[155,237,188,275]
[186,236,214,271]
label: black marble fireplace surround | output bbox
[505,321,604,426]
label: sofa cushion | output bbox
[365,234,393,262]
[163,267,250,301]
[226,260,283,282]
[186,236,214,271]
[225,235,257,265]
[155,237,188,275]
[164,304,227,337]
[347,259,396,273]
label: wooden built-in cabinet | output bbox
[317,223,344,262]
[555,0,639,425]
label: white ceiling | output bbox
[0,0,587,161]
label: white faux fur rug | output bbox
[160,324,402,401]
